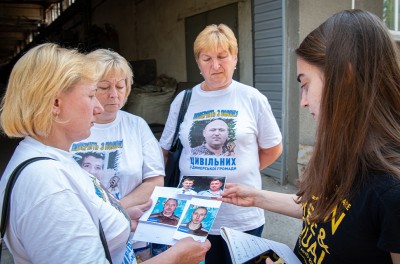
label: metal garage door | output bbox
[253,0,284,182]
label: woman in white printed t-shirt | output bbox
[0,43,210,264]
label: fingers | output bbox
[178,236,197,243]
[130,220,138,232]
[214,183,241,204]
[127,208,144,220]
[265,258,275,264]
[136,199,152,211]
[223,182,237,189]
[178,237,211,261]
[214,196,233,203]
[158,237,211,264]
[177,237,211,250]
[202,239,211,251]
[126,199,152,220]
[129,200,152,231]
[220,183,239,196]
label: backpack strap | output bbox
[171,89,193,146]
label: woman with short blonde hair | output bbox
[0,43,210,264]
[160,23,282,264]
[1,43,100,138]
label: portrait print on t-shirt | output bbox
[190,117,236,156]
[189,112,237,172]
[71,142,123,200]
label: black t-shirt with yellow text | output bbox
[294,174,400,263]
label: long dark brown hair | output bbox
[296,9,400,222]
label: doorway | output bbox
[185,3,239,83]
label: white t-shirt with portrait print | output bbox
[70,110,165,255]
[0,137,134,264]
[160,80,282,235]
[70,110,165,200]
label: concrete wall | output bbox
[237,0,253,85]
[135,0,252,84]
[89,0,382,86]
[90,0,252,85]
[298,0,352,146]
[296,0,384,179]
[284,0,300,184]
[297,1,384,145]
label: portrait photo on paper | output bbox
[177,175,226,198]
[146,197,187,227]
[173,198,221,242]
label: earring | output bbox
[53,111,60,122]
[234,67,237,70]
[200,72,202,75]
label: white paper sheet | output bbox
[220,226,301,264]
[132,186,221,245]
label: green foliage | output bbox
[383,0,395,30]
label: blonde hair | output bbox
[0,43,100,138]
[86,49,133,100]
[193,24,238,60]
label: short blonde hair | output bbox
[0,43,100,138]
[193,24,238,60]
[86,49,133,100]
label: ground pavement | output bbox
[261,175,302,250]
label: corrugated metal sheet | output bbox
[253,0,284,181]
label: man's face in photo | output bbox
[203,120,229,149]
[209,180,223,192]
[182,179,194,190]
[191,208,207,224]
[163,199,177,217]
[82,155,103,177]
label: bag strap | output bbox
[0,157,53,239]
[0,157,53,261]
[0,157,112,263]
[171,89,192,146]
[99,221,112,263]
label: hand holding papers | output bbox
[133,186,221,245]
[220,226,301,264]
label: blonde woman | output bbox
[0,43,210,264]
[160,24,282,264]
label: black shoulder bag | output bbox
[0,157,113,263]
[164,89,192,187]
